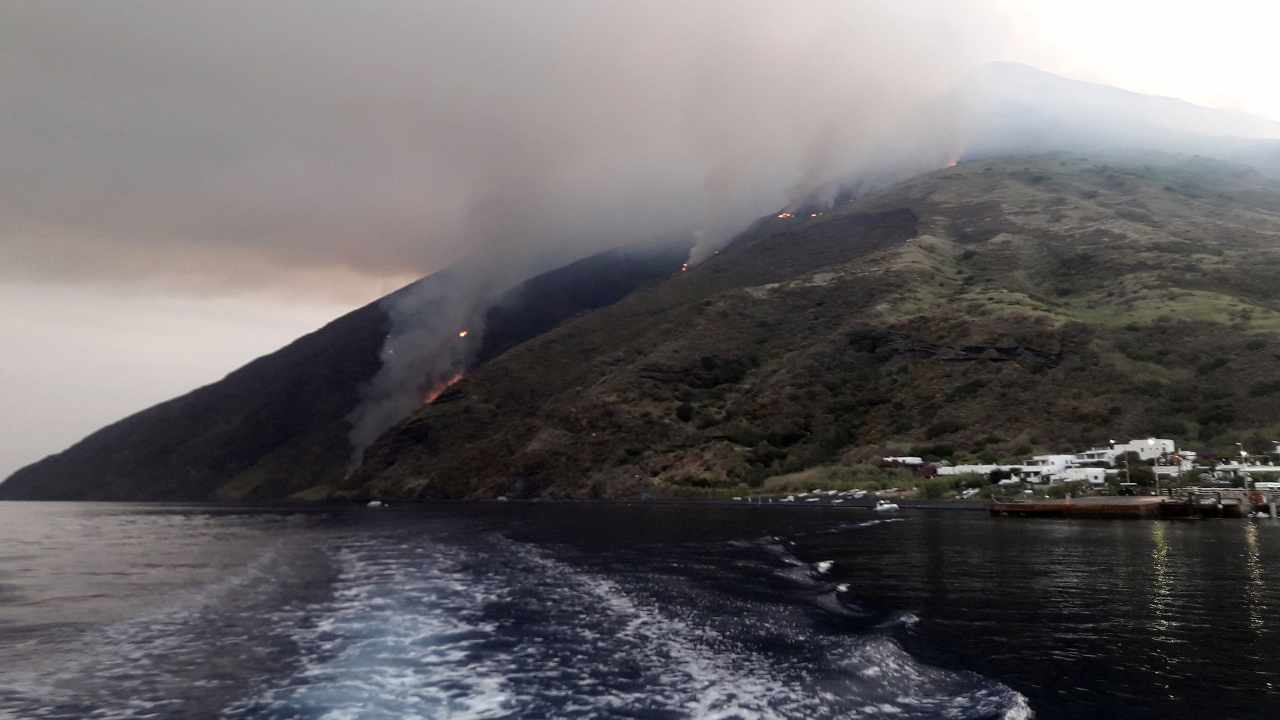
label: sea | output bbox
[0,501,1277,719]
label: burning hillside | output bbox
[346,154,1280,501]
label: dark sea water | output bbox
[1,502,1277,719]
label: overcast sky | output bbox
[3,1,1279,478]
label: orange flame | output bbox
[423,372,464,404]
[457,329,469,338]
[776,211,794,219]
[680,263,689,272]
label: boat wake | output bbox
[228,525,1032,719]
[2,513,1031,719]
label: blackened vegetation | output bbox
[478,244,689,363]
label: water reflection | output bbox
[1245,522,1266,637]
[1149,521,1172,635]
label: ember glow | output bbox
[680,263,689,272]
[422,372,464,405]
[457,329,469,338]
[776,211,794,220]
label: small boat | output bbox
[366,500,384,508]
[874,500,899,512]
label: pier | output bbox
[990,496,1165,518]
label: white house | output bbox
[882,456,925,466]
[1023,454,1078,476]
[1076,439,1177,466]
[1061,467,1107,485]
[1111,438,1176,462]
[1075,447,1116,465]
[937,464,1013,477]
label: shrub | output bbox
[1045,481,1086,499]
[925,420,964,439]
[676,403,694,422]
[1249,380,1280,397]
[1197,357,1229,375]
[912,443,955,460]
[915,476,956,500]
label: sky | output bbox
[2,1,1279,479]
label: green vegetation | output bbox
[761,464,916,493]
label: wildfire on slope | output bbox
[457,329,469,338]
[423,371,464,405]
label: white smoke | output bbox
[345,270,492,468]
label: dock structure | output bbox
[991,491,1259,519]
[990,496,1165,518]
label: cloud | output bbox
[1,1,1010,296]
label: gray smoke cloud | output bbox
[1,1,1005,297]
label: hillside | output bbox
[348,153,1280,499]
[0,244,686,500]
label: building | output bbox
[1111,438,1176,462]
[1075,439,1177,466]
[1060,467,1107,485]
[882,456,925,466]
[1075,447,1116,465]
[1023,454,1078,476]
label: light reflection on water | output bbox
[1149,521,1172,635]
[1245,522,1266,637]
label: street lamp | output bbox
[1236,442,1250,490]
[1149,438,1159,496]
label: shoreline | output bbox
[0,497,992,511]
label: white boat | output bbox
[873,500,899,512]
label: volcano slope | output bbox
[349,153,1280,499]
[0,244,686,501]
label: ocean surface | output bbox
[0,502,1277,719]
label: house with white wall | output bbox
[1111,438,1176,462]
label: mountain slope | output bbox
[0,244,686,500]
[350,153,1280,499]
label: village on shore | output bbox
[894,437,1280,496]
[726,436,1280,518]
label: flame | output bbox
[680,263,689,272]
[423,371,464,404]
[776,211,794,219]
[457,329,469,338]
